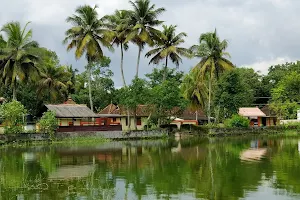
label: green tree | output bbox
[270,71,300,119]
[181,70,208,111]
[104,10,131,87]
[145,25,190,81]
[0,22,39,100]
[145,67,184,87]
[119,78,150,130]
[64,5,113,112]
[126,0,166,77]
[189,29,235,123]
[72,57,115,111]
[37,65,70,103]
[0,100,27,134]
[39,110,58,139]
[150,79,187,126]
[214,69,254,120]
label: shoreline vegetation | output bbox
[1,1,300,139]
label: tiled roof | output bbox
[46,104,98,118]
[239,107,266,117]
[99,104,207,120]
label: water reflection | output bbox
[0,137,300,199]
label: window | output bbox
[112,118,117,122]
[137,117,142,126]
[125,118,128,126]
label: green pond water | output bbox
[1,135,300,200]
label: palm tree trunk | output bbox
[163,56,168,82]
[208,73,212,124]
[12,80,17,100]
[87,64,93,112]
[120,43,126,87]
[127,108,131,131]
[136,45,142,78]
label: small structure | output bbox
[239,107,266,127]
[239,107,277,127]
[46,97,122,132]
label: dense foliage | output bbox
[39,110,58,139]
[224,114,250,128]
[0,101,27,134]
[0,0,299,131]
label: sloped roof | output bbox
[239,107,266,117]
[46,104,98,118]
[179,108,207,120]
[99,104,120,115]
[99,104,207,119]
[99,104,151,117]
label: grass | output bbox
[0,136,111,148]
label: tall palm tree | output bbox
[0,22,39,100]
[145,25,190,81]
[126,0,166,78]
[190,29,234,123]
[37,65,69,103]
[104,10,131,87]
[63,5,113,112]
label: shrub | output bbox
[224,114,250,128]
[0,100,27,134]
[39,111,58,139]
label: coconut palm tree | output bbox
[145,25,190,81]
[181,70,208,111]
[0,22,39,100]
[37,65,69,103]
[126,0,166,78]
[104,10,131,87]
[63,5,113,112]
[190,29,234,123]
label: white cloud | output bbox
[241,57,293,74]
[1,0,300,87]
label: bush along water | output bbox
[224,114,250,128]
[0,101,27,134]
[38,111,58,140]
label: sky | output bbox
[0,0,299,87]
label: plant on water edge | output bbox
[224,114,250,128]
[0,100,27,134]
[39,111,58,140]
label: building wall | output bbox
[121,117,147,131]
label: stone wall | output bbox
[55,130,167,139]
[0,130,167,144]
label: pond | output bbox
[1,135,300,200]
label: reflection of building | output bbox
[239,107,277,127]
[240,148,267,162]
[48,165,95,180]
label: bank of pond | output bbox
[0,125,299,146]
